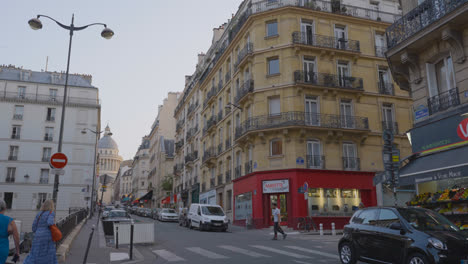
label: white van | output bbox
[188,204,228,231]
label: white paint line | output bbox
[110,253,129,262]
[314,245,323,249]
[284,246,339,259]
[52,159,66,163]
[218,245,270,258]
[186,247,229,259]
[250,245,310,259]
[153,249,186,262]
[269,232,300,235]
[294,260,311,264]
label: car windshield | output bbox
[109,211,127,218]
[202,206,224,216]
[104,207,114,211]
[397,208,459,232]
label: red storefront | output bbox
[233,169,376,229]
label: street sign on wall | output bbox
[50,153,68,169]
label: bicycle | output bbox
[297,217,317,232]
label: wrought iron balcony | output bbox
[8,155,18,161]
[294,71,364,91]
[203,116,217,136]
[203,86,217,108]
[382,121,399,135]
[225,71,231,83]
[235,112,369,140]
[0,92,100,107]
[11,134,20,140]
[202,147,217,164]
[375,46,387,58]
[387,0,468,49]
[218,110,223,122]
[217,174,223,186]
[292,32,360,53]
[306,155,325,169]
[185,153,196,164]
[235,79,254,104]
[39,178,49,184]
[218,80,224,93]
[234,42,253,71]
[5,177,15,183]
[175,139,184,152]
[13,114,23,120]
[176,119,184,132]
[225,170,231,183]
[218,143,223,155]
[245,161,253,175]
[225,106,232,115]
[427,87,460,115]
[187,102,198,115]
[378,82,395,95]
[186,125,198,141]
[342,157,360,171]
[173,163,184,174]
[44,135,53,141]
[234,165,242,179]
[225,137,232,150]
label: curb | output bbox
[56,216,88,262]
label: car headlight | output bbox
[223,218,228,223]
[428,238,447,250]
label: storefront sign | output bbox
[401,165,468,185]
[410,115,468,154]
[262,180,289,193]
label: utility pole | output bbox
[382,129,400,206]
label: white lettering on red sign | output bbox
[458,118,468,140]
[262,180,289,194]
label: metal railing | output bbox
[0,92,100,107]
[375,46,387,57]
[218,110,223,121]
[11,134,20,140]
[294,71,363,91]
[202,147,217,163]
[173,163,184,174]
[175,139,184,152]
[386,0,468,49]
[378,82,394,95]
[203,86,217,108]
[306,155,325,169]
[235,112,369,139]
[382,121,399,135]
[176,119,184,132]
[217,174,223,185]
[225,71,231,83]
[39,178,49,184]
[187,102,198,114]
[234,165,242,179]
[234,42,253,71]
[56,208,88,245]
[292,32,360,52]
[185,153,196,163]
[5,177,15,183]
[235,79,254,104]
[203,116,217,136]
[8,155,18,161]
[427,87,460,115]
[186,125,198,140]
[46,116,55,122]
[218,143,223,155]
[245,161,253,175]
[342,157,360,171]
[225,138,232,150]
[13,114,23,120]
[225,170,232,183]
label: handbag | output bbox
[37,211,63,242]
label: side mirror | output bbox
[389,222,406,235]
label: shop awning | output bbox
[138,191,153,202]
[161,196,170,204]
[399,146,468,186]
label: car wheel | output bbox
[339,242,356,264]
[407,253,428,264]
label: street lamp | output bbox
[29,14,114,208]
[81,128,111,216]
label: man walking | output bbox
[272,203,286,240]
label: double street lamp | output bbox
[28,14,114,209]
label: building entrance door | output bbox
[268,193,288,226]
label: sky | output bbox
[1,0,243,160]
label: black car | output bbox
[338,207,468,264]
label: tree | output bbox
[161,175,173,192]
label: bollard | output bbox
[129,223,134,260]
[115,225,119,249]
[331,222,336,236]
[319,223,323,236]
[82,225,95,264]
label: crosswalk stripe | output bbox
[250,245,310,259]
[153,250,186,262]
[186,247,229,259]
[284,246,339,259]
[218,245,270,258]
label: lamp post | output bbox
[28,14,114,208]
[82,128,111,216]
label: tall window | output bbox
[45,127,54,141]
[49,89,58,100]
[13,105,24,120]
[235,113,240,128]
[340,99,354,128]
[42,147,52,162]
[337,61,350,87]
[382,103,395,132]
[305,96,319,125]
[218,97,223,114]
[46,108,56,121]
[9,146,19,160]
[11,125,21,139]
[40,169,49,184]
[334,25,347,49]
[18,86,26,98]
[37,193,47,209]
[268,57,280,75]
[301,20,314,45]
[218,68,223,85]
[378,67,392,94]
[303,57,316,83]
[307,140,322,168]
[6,168,16,183]
[219,127,223,146]
[426,56,456,97]
[270,138,283,156]
[266,20,278,37]
[268,96,281,116]
[375,33,386,57]
[343,143,358,170]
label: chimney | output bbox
[212,25,226,44]
[185,75,191,86]
[198,53,205,65]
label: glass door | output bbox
[337,62,349,87]
[301,20,314,45]
[340,100,354,128]
[269,194,288,226]
[334,25,347,49]
[303,58,316,83]
[305,96,319,126]
[307,140,321,168]
[382,104,394,132]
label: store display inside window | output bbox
[307,188,361,216]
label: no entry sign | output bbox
[50,152,68,169]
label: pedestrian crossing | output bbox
[151,244,339,263]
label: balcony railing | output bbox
[175,139,184,152]
[245,161,253,175]
[203,116,217,136]
[202,147,217,163]
[225,170,232,183]
[5,177,15,183]
[378,82,395,95]
[185,152,197,163]
[294,71,364,91]
[187,102,198,114]
[217,174,223,185]
[13,114,23,120]
[427,88,460,115]
[218,80,224,93]
[203,86,217,108]
[292,32,360,53]
[234,165,242,179]
[0,92,100,107]
[375,46,387,58]
[39,178,49,184]
[176,119,184,132]
[235,112,369,139]
[382,121,399,135]
[235,79,254,104]
[173,163,184,174]
[186,125,198,140]
[11,134,20,140]
[218,143,223,155]
[387,0,468,49]
[44,135,53,141]
[225,138,232,150]
[306,155,325,169]
[218,110,223,122]
[343,157,360,171]
[234,42,253,71]
[8,155,18,161]
[225,71,231,83]
[46,116,55,122]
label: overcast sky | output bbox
[1,0,243,160]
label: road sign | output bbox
[50,168,65,175]
[50,153,68,169]
[102,185,107,189]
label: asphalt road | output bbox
[130,214,345,264]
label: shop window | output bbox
[307,188,361,217]
[311,205,319,211]
[235,192,252,220]
[332,205,340,211]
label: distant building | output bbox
[113,160,132,204]
[97,125,122,204]
[131,136,150,204]
[0,65,100,230]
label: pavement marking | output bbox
[218,245,271,258]
[186,247,229,259]
[110,252,129,262]
[153,249,186,262]
[293,261,311,264]
[314,245,323,249]
[250,245,311,259]
[284,246,339,259]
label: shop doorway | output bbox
[269,194,288,226]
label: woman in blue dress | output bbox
[0,200,20,263]
[24,200,58,264]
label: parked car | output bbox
[136,208,144,216]
[102,206,115,218]
[159,209,178,222]
[102,209,132,236]
[179,208,189,227]
[141,208,152,217]
[338,207,468,264]
[188,204,228,231]
[151,208,161,220]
